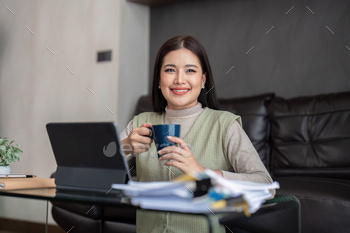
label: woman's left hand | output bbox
[158,136,205,174]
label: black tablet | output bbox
[46,122,130,193]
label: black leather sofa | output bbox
[52,90,350,233]
[219,91,350,233]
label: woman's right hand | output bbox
[121,123,153,154]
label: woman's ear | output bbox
[202,73,206,87]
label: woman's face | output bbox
[159,48,206,110]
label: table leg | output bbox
[205,213,226,233]
[45,200,48,233]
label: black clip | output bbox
[193,178,212,197]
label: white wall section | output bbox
[0,0,149,224]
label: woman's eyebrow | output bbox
[163,64,176,68]
[185,64,198,68]
[163,64,198,68]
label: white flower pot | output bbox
[0,166,11,175]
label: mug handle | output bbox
[144,126,153,139]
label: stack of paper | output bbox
[112,170,279,215]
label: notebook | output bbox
[46,122,131,196]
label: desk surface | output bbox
[0,188,131,207]
[0,189,298,233]
[0,187,246,215]
[0,187,230,233]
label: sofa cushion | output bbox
[134,95,152,116]
[50,201,103,220]
[219,93,275,171]
[52,205,101,233]
[103,221,136,233]
[103,205,136,224]
[275,176,350,233]
[269,91,350,178]
[220,195,301,233]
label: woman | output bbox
[120,35,273,233]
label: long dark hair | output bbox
[152,35,219,113]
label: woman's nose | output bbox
[175,71,186,84]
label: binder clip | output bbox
[193,178,212,197]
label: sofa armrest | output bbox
[219,195,301,233]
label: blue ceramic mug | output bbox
[152,124,181,157]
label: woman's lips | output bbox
[171,88,190,95]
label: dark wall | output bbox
[150,0,350,99]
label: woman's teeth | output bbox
[173,90,188,92]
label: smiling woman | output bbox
[159,48,206,110]
[120,35,274,233]
[152,36,219,114]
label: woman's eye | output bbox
[187,69,196,73]
[165,69,175,72]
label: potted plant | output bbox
[0,137,23,175]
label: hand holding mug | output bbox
[158,136,205,175]
[121,123,153,154]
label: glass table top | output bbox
[0,187,232,233]
[0,187,131,206]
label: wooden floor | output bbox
[0,228,64,233]
[0,231,20,233]
[0,218,65,233]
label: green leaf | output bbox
[0,137,23,165]
[0,145,6,152]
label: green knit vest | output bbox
[132,108,241,233]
